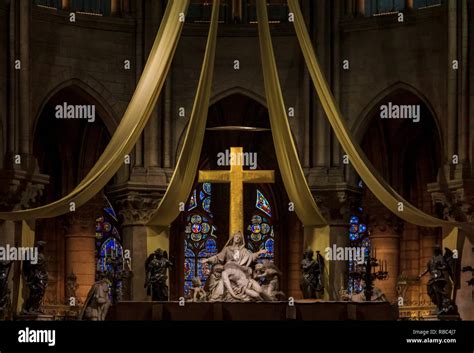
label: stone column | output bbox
[111,0,120,16]
[356,0,365,16]
[18,0,30,160]
[61,0,70,11]
[287,213,304,299]
[114,194,160,301]
[62,205,101,303]
[367,207,403,303]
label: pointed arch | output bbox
[351,81,444,153]
[32,76,120,138]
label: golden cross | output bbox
[198,147,275,238]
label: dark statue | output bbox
[416,246,458,316]
[0,260,12,319]
[300,248,324,299]
[144,248,174,301]
[22,241,48,314]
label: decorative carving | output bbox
[0,169,48,211]
[114,194,160,226]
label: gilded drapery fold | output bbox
[287,0,473,235]
[256,1,328,227]
[0,0,190,220]
[147,0,221,226]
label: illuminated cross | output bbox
[198,147,275,238]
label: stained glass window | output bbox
[184,183,217,296]
[347,214,370,294]
[246,189,275,261]
[95,197,126,302]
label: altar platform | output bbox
[106,300,399,321]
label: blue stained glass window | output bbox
[95,198,125,302]
[347,210,370,295]
[203,183,212,195]
[188,189,198,211]
[256,189,272,217]
[247,190,275,262]
[202,197,211,213]
[184,183,218,296]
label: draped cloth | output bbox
[256,1,327,227]
[0,0,190,221]
[147,0,220,226]
[287,0,473,235]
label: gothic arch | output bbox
[32,76,120,138]
[210,86,267,108]
[351,81,444,154]
[175,90,269,163]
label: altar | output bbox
[107,301,399,321]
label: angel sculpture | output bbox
[144,248,174,301]
[253,261,285,301]
[417,246,458,316]
[188,277,207,302]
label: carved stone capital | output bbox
[108,183,165,226]
[312,184,362,224]
[428,180,474,222]
[0,169,49,211]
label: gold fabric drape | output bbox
[256,1,327,227]
[148,0,220,226]
[0,0,190,221]
[288,0,473,235]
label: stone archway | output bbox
[355,87,442,307]
[32,83,114,305]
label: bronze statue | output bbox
[79,277,111,321]
[417,246,458,316]
[300,248,324,299]
[144,248,173,301]
[22,241,48,314]
[0,260,12,319]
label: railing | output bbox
[186,1,289,24]
[187,1,230,23]
[33,0,113,16]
